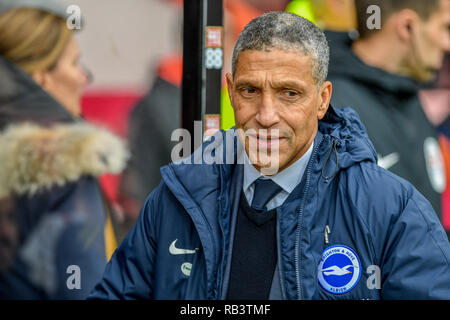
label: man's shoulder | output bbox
[142,179,175,207]
[336,160,443,247]
[342,161,419,215]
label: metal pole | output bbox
[182,0,223,155]
[204,0,223,139]
[182,0,205,155]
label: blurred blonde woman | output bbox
[0,2,128,299]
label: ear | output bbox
[225,72,235,109]
[31,71,46,87]
[393,9,419,43]
[31,70,55,90]
[317,80,332,120]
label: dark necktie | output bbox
[251,178,283,211]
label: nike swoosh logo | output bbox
[169,239,198,255]
[378,152,400,170]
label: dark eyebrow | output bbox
[275,81,305,89]
[234,80,261,88]
[234,79,308,89]
[270,79,309,91]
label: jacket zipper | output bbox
[294,135,325,300]
[276,212,287,299]
[194,205,218,300]
[196,206,218,300]
[216,194,226,299]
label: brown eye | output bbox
[240,87,258,97]
[282,90,299,98]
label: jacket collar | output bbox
[0,55,74,131]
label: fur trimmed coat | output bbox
[0,56,128,299]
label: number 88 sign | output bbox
[205,48,223,69]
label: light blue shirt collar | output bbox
[242,140,314,209]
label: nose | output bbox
[441,28,450,53]
[81,64,93,85]
[255,92,280,128]
[443,38,450,53]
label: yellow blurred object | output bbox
[104,212,118,261]
[286,0,316,23]
[221,86,236,130]
[313,0,357,31]
[286,0,357,31]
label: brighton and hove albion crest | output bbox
[318,245,361,294]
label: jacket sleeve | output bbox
[380,189,450,299]
[87,190,159,300]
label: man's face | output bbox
[408,0,450,81]
[226,49,331,174]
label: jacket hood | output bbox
[318,106,377,172]
[0,55,74,130]
[0,122,129,198]
[326,30,421,95]
[162,105,377,205]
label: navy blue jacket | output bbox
[89,107,450,300]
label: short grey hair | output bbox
[232,12,330,86]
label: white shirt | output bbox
[241,141,314,210]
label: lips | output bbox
[248,134,283,149]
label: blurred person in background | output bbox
[420,55,450,129]
[116,0,183,228]
[327,0,450,238]
[118,0,290,228]
[0,1,128,299]
[420,53,450,232]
